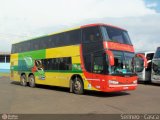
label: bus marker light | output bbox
[133,80,137,84]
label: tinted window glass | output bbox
[134,57,144,72]
[32,40,39,50]
[12,44,16,53]
[18,43,22,53]
[124,52,134,73]
[111,51,124,74]
[46,37,52,48]
[146,53,154,61]
[103,26,132,45]
[42,57,72,71]
[154,47,160,58]
[6,55,10,63]
[111,51,134,74]
[24,41,30,52]
[83,52,108,74]
[152,60,160,75]
[65,30,81,45]
[39,38,46,50]
[93,53,104,74]
[82,27,102,42]
[11,44,15,53]
[84,54,92,72]
[0,55,5,63]
[11,29,81,54]
[21,42,25,52]
[69,29,81,44]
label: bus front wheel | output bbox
[20,74,27,86]
[73,77,84,95]
[28,75,36,88]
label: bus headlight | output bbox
[108,80,119,85]
[133,80,137,84]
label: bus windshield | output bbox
[110,51,134,75]
[102,26,132,45]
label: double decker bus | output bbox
[10,23,146,94]
[151,47,160,83]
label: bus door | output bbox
[82,26,104,90]
[145,53,154,81]
[135,53,145,81]
[134,54,148,75]
[90,52,108,90]
[136,53,154,81]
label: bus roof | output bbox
[81,23,126,31]
[13,23,126,44]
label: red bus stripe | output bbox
[104,41,135,52]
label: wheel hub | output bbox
[74,81,81,91]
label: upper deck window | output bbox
[11,29,81,54]
[82,26,102,42]
[102,26,132,45]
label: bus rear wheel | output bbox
[20,74,27,86]
[28,75,36,88]
[73,77,84,95]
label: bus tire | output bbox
[73,77,84,95]
[20,74,27,86]
[28,75,36,88]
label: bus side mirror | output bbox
[106,50,114,66]
[136,54,148,68]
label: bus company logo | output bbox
[2,114,8,120]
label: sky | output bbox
[0,0,160,52]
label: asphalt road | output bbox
[0,76,160,114]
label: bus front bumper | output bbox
[151,80,160,84]
[105,84,137,92]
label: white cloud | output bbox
[146,2,157,8]
[0,0,156,26]
[0,0,158,52]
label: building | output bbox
[0,52,10,73]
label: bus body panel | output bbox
[10,44,99,91]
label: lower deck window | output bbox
[41,57,72,71]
